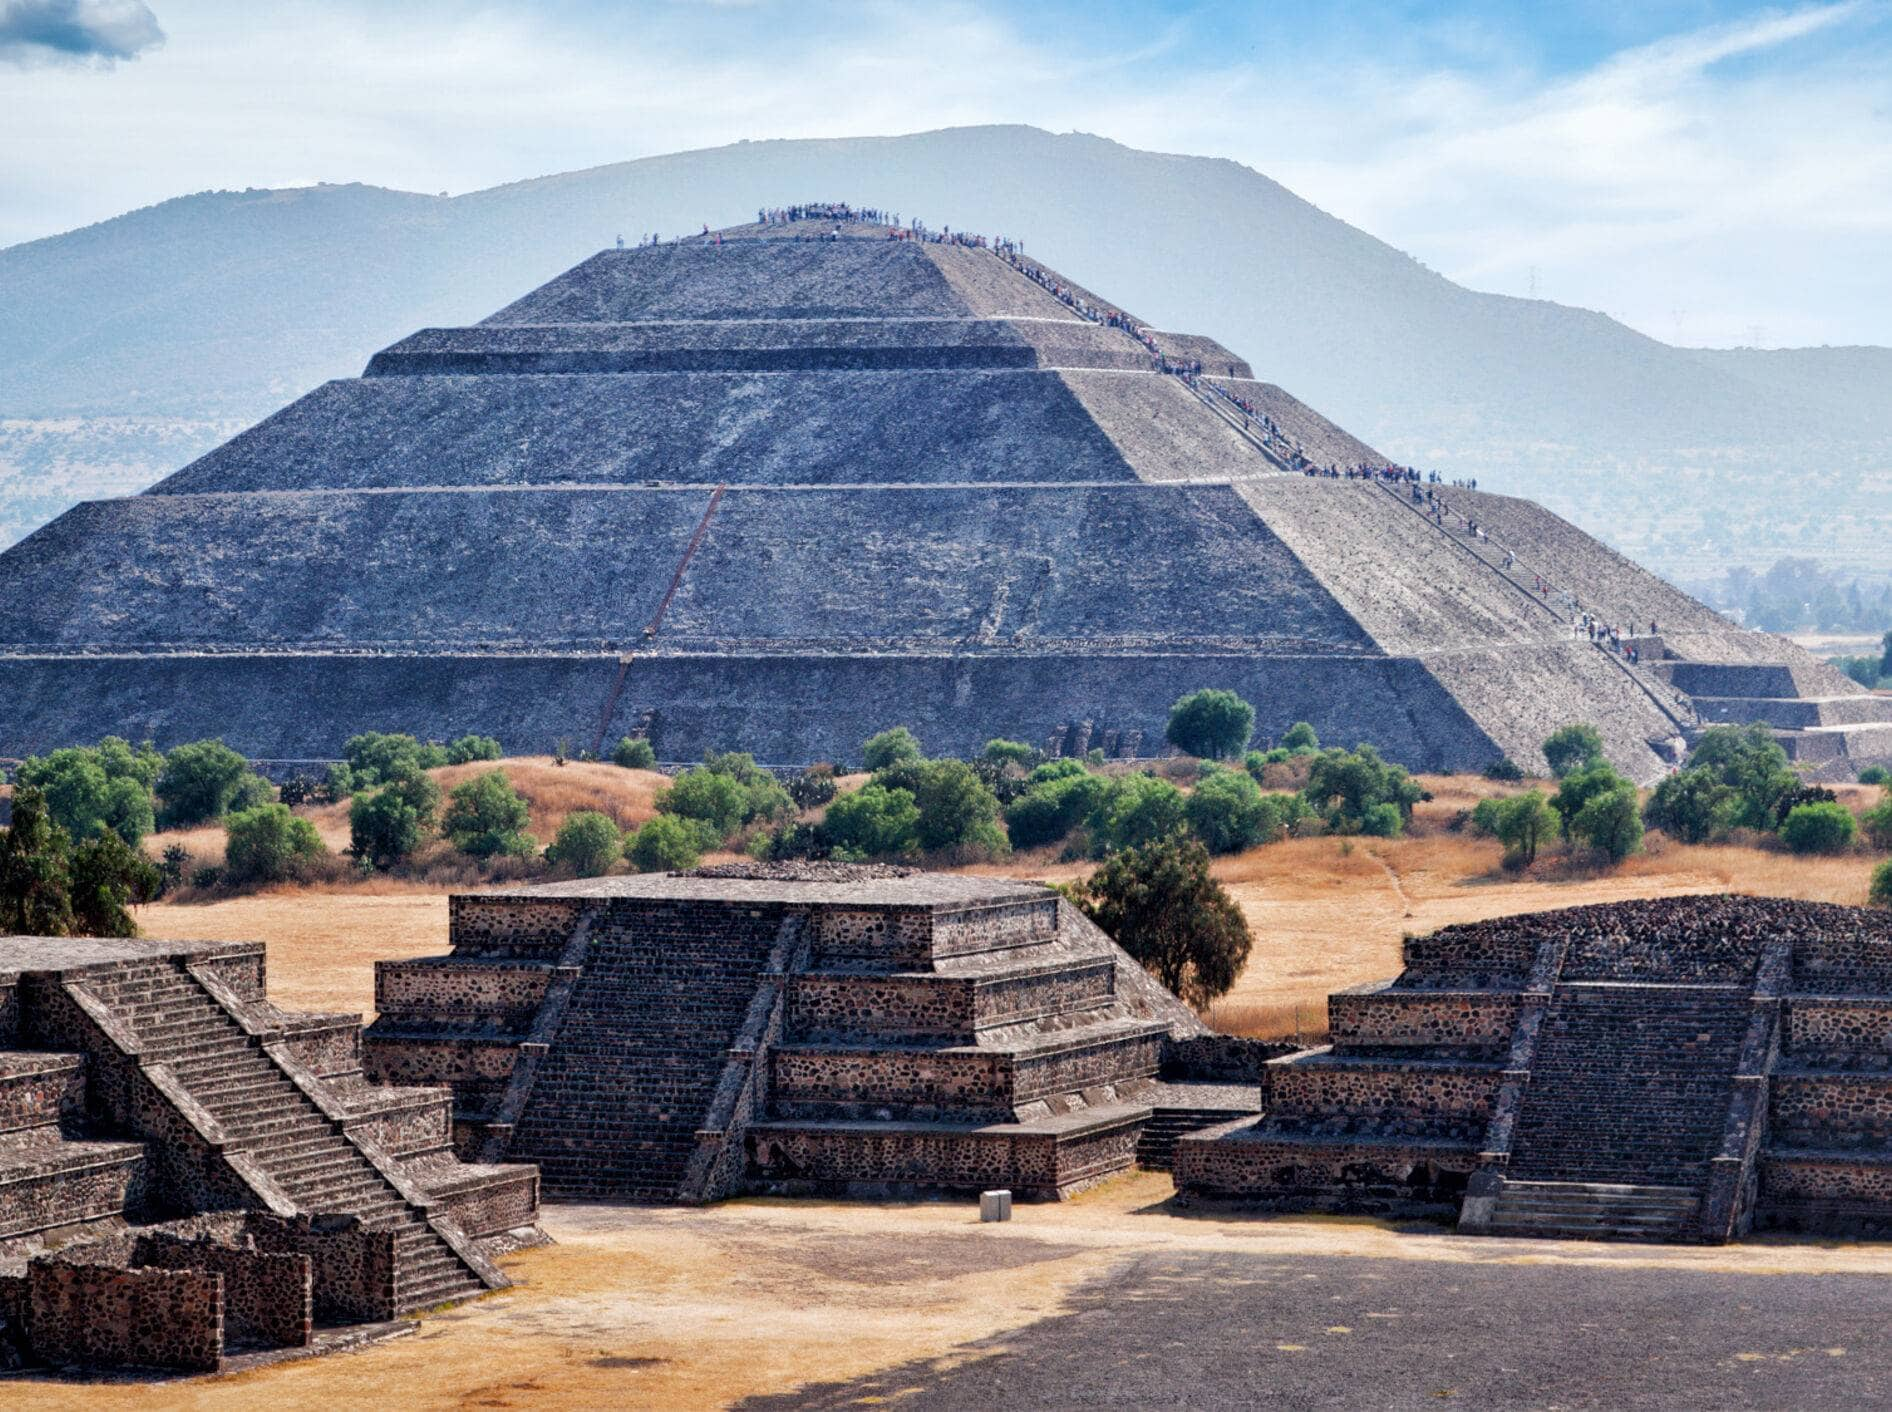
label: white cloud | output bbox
[2,0,1887,347]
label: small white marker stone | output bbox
[980,1189,1012,1222]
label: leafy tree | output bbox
[1837,656,1884,688]
[1302,745,1423,834]
[658,769,749,839]
[224,804,326,886]
[1864,796,1892,851]
[324,762,356,801]
[446,735,504,765]
[1026,759,1089,786]
[983,739,1037,768]
[545,811,623,877]
[822,783,921,858]
[341,732,446,788]
[1872,860,1892,908]
[1542,724,1606,779]
[904,759,1006,856]
[1643,766,1742,844]
[1165,689,1256,760]
[1687,724,1798,830]
[157,843,190,897]
[788,763,839,809]
[862,726,924,772]
[1281,721,1319,755]
[1085,773,1187,854]
[0,787,75,936]
[626,815,710,872]
[1067,837,1252,1007]
[612,736,657,770]
[1483,757,1526,782]
[1468,797,1504,837]
[16,744,157,847]
[1359,802,1403,837]
[1780,802,1857,855]
[442,770,536,858]
[1004,772,1108,850]
[1184,770,1286,854]
[348,766,441,870]
[1859,765,1891,787]
[156,739,255,827]
[1551,763,1628,834]
[70,831,159,937]
[1568,780,1644,863]
[1491,790,1557,867]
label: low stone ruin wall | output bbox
[132,1232,311,1351]
[25,1256,224,1374]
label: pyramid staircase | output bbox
[66,957,502,1313]
[0,1046,146,1247]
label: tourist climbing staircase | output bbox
[1491,981,1752,1239]
[505,907,784,1200]
[73,958,495,1313]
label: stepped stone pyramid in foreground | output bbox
[362,867,1262,1201]
[1175,896,1892,1243]
[1,210,1886,780]
[0,936,541,1372]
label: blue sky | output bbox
[4,0,1889,346]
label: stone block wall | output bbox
[447,897,589,958]
[27,1258,224,1373]
[376,961,555,1021]
[1326,987,1521,1054]
[244,1214,397,1325]
[1783,997,1892,1065]
[0,1053,84,1133]
[131,1232,312,1350]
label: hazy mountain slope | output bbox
[1,125,1886,572]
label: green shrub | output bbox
[822,783,921,858]
[1542,724,1606,779]
[1872,860,1892,907]
[446,735,503,765]
[348,766,441,870]
[1165,689,1256,760]
[1004,773,1108,850]
[1483,757,1525,782]
[545,811,623,877]
[1085,774,1187,855]
[1468,797,1504,837]
[1302,745,1423,833]
[612,736,658,770]
[626,814,710,872]
[442,770,536,858]
[983,739,1037,768]
[1027,759,1089,786]
[1282,721,1319,754]
[324,762,356,801]
[906,759,1006,857]
[1491,790,1557,867]
[1568,781,1644,863]
[1359,802,1404,838]
[229,773,275,814]
[1864,796,1892,850]
[0,787,75,936]
[1065,836,1251,1007]
[1687,724,1798,830]
[788,763,839,809]
[342,732,433,788]
[1780,801,1858,855]
[1859,765,1891,787]
[861,726,924,772]
[658,756,791,842]
[1551,763,1632,835]
[16,737,162,847]
[224,804,326,886]
[156,740,255,827]
[1183,770,1284,854]
[69,831,159,937]
[1643,766,1741,845]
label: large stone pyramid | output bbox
[1,210,1884,779]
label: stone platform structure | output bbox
[1173,896,1892,1243]
[0,936,540,1372]
[364,868,1255,1202]
[0,210,1880,781]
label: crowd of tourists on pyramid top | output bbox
[757,202,895,226]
